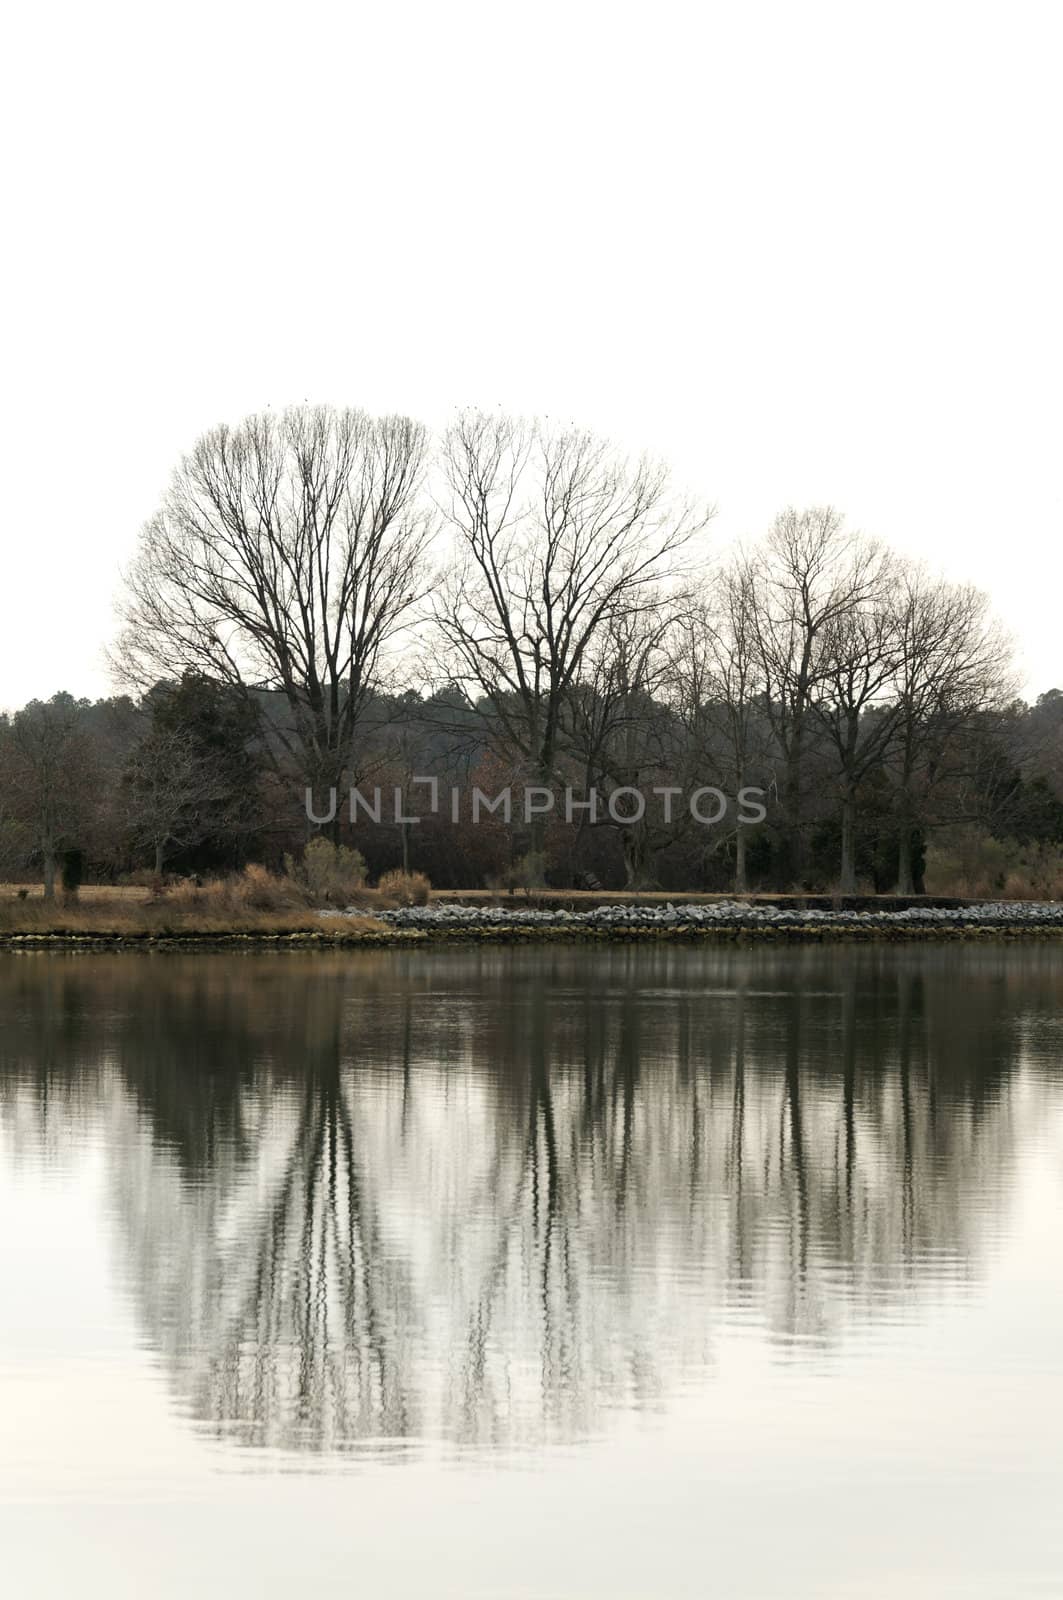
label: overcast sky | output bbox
[2,0,1060,710]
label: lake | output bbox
[1,944,1061,1597]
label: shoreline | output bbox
[4,895,1063,951]
[4,918,1063,951]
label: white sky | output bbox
[2,0,1060,710]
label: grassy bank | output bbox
[0,902,389,945]
[0,878,388,944]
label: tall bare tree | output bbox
[887,568,1014,892]
[813,570,901,892]
[3,694,96,899]
[435,410,709,870]
[115,406,432,822]
[563,599,680,887]
[746,507,888,883]
[672,559,770,893]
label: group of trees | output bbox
[2,402,1061,896]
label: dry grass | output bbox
[0,868,387,938]
[0,904,386,938]
[376,869,431,906]
[0,883,149,902]
[925,832,1063,901]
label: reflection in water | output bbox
[0,944,1057,1457]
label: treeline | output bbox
[2,404,1062,898]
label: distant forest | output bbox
[2,405,1062,897]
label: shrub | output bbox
[287,837,368,904]
[377,869,431,905]
[925,828,1063,900]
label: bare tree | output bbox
[813,569,902,892]
[671,559,770,893]
[746,508,888,884]
[887,568,1014,892]
[114,406,432,823]
[435,410,709,872]
[3,694,96,899]
[563,599,681,887]
[123,723,245,876]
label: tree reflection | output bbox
[1,943,1058,1455]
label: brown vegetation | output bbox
[925,831,1063,901]
[376,869,431,905]
[0,866,387,938]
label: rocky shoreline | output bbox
[369,899,1063,934]
[3,899,1063,950]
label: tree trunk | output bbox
[622,827,654,890]
[734,824,748,895]
[896,826,915,896]
[322,749,344,845]
[782,786,803,885]
[782,721,805,885]
[839,791,857,895]
[525,761,552,884]
[526,812,548,883]
[154,840,165,876]
[42,844,56,903]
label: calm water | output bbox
[1,944,1062,1598]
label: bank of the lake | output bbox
[3,895,1063,948]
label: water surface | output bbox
[1,945,1061,1597]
